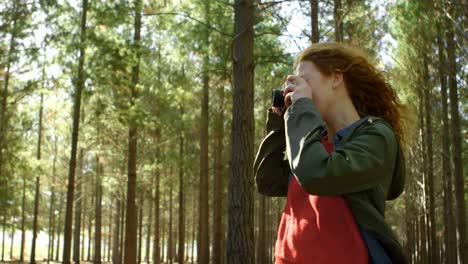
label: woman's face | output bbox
[296,61,335,117]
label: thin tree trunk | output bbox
[334,0,343,42]
[1,215,5,261]
[161,218,165,263]
[198,2,211,263]
[0,1,18,194]
[120,198,126,263]
[63,0,88,262]
[87,192,93,261]
[145,198,152,263]
[108,202,112,262]
[81,196,86,261]
[152,129,161,264]
[422,55,438,264]
[256,196,267,264]
[138,203,143,264]
[56,193,64,261]
[20,175,26,262]
[73,149,84,264]
[227,1,255,263]
[191,195,196,264]
[31,90,44,264]
[212,80,226,264]
[49,138,58,263]
[95,156,103,264]
[113,197,121,264]
[446,1,467,262]
[124,0,142,262]
[10,218,14,260]
[168,183,173,264]
[309,0,319,43]
[178,111,185,264]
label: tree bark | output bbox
[94,156,103,264]
[56,193,64,261]
[107,202,112,262]
[152,129,161,264]
[20,175,26,262]
[112,197,121,264]
[198,2,211,263]
[445,1,467,262]
[1,215,5,261]
[62,0,88,262]
[212,83,226,264]
[145,196,152,263]
[31,90,44,264]
[309,0,319,43]
[168,182,173,264]
[227,0,255,263]
[73,149,83,264]
[334,0,343,42]
[49,138,58,263]
[422,55,438,264]
[9,218,14,260]
[0,0,18,192]
[178,116,185,264]
[124,0,142,262]
[87,190,94,261]
[138,203,143,264]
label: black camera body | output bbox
[272,89,285,108]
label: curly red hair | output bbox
[295,42,403,143]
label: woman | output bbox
[254,42,407,264]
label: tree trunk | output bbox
[446,1,467,263]
[161,219,165,263]
[10,218,14,260]
[178,118,185,264]
[309,0,319,43]
[191,196,196,264]
[95,156,103,264]
[20,175,26,262]
[81,200,85,261]
[227,1,255,263]
[198,2,211,263]
[212,82,226,264]
[73,149,84,264]
[138,204,143,264]
[112,197,121,264]
[56,193,64,261]
[145,198,152,263]
[31,90,44,264]
[256,196,267,264]
[63,0,88,262]
[87,192,93,261]
[124,1,142,263]
[119,199,125,263]
[168,183,173,264]
[1,215,5,261]
[153,129,161,264]
[108,202,112,262]
[334,0,343,42]
[0,1,18,193]
[49,138,58,263]
[422,55,438,264]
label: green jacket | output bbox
[254,97,407,264]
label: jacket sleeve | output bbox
[284,97,397,196]
[254,109,291,197]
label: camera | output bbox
[272,89,285,108]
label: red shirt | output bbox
[275,136,368,264]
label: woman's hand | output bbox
[271,74,312,116]
[283,75,313,107]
